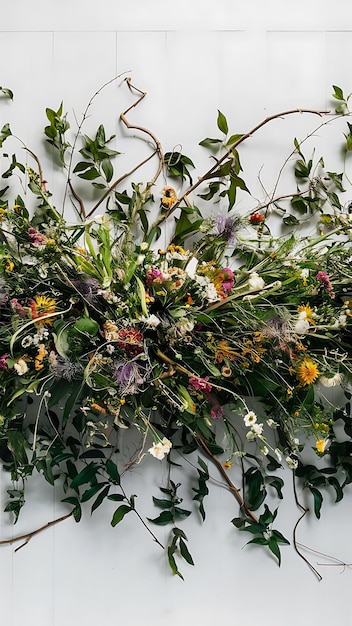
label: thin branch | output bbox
[0,512,73,551]
[148,107,330,235]
[291,471,322,581]
[196,432,258,523]
[120,77,164,190]
[64,72,131,220]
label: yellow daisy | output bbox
[297,304,315,324]
[296,358,320,386]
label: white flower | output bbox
[14,359,28,376]
[274,448,282,462]
[244,411,257,427]
[251,422,263,436]
[140,314,161,329]
[148,437,172,460]
[248,272,265,291]
[286,456,298,470]
[140,242,149,251]
[21,336,33,348]
[185,256,198,279]
[300,268,309,279]
[319,372,343,387]
[260,446,269,456]
[205,281,220,303]
[294,318,310,335]
[266,418,278,428]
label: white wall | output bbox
[1,2,352,624]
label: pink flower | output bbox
[188,376,212,393]
[222,267,235,293]
[10,298,27,317]
[316,271,335,297]
[0,354,9,370]
[28,227,48,247]
[146,268,167,285]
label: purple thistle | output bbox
[113,360,148,395]
[215,214,238,244]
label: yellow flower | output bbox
[161,186,177,208]
[297,304,315,324]
[0,208,7,221]
[316,439,329,454]
[31,295,57,324]
[296,358,320,386]
[3,258,14,271]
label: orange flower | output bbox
[35,344,47,371]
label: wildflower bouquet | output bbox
[0,78,352,577]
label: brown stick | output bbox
[0,511,73,552]
[196,432,258,523]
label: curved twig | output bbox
[0,512,73,552]
[120,77,164,190]
[291,471,322,580]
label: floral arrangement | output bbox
[0,78,352,578]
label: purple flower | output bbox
[113,360,148,395]
[215,214,238,244]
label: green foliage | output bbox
[44,103,71,166]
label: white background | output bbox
[1,1,352,624]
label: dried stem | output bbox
[86,77,164,219]
[291,471,322,581]
[196,432,258,523]
[0,512,73,552]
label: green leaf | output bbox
[91,485,110,513]
[111,504,132,526]
[107,494,125,502]
[179,538,194,565]
[217,110,228,135]
[0,87,14,100]
[268,538,282,565]
[152,497,173,509]
[148,510,174,525]
[74,316,99,335]
[283,214,300,226]
[309,486,323,519]
[0,123,12,148]
[167,545,184,580]
[102,159,114,182]
[70,463,98,490]
[105,459,120,485]
[199,137,222,150]
[332,85,344,101]
[81,482,108,503]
